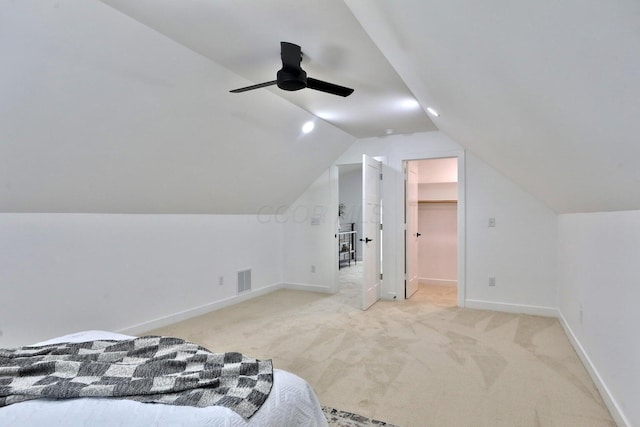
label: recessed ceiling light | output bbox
[385,128,394,135]
[400,99,420,109]
[302,121,315,134]
[315,111,335,120]
[426,107,440,117]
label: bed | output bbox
[0,331,328,427]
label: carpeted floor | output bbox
[146,266,615,427]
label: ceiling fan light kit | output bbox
[230,42,354,97]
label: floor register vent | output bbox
[237,269,252,294]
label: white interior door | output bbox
[361,154,381,310]
[405,161,419,298]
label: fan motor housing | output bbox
[229,42,353,97]
[277,68,307,91]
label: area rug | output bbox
[323,406,399,427]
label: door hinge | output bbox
[380,273,383,280]
[380,172,383,180]
[380,223,383,230]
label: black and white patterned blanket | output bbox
[0,336,273,420]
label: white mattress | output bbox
[0,331,328,427]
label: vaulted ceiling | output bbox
[2,0,639,214]
[346,0,640,213]
[99,0,437,139]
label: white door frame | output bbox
[331,164,340,294]
[399,150,466,307]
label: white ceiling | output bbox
[346,0,640,213]
[0,1,355,214]
[3,0,640,214]
[99,0,437,139]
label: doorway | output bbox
[336,156,382,310]
[336,163,363,309]
[404,157,459,306]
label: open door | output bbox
[361,154,381,310]
[405,161,419,298]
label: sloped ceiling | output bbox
[0,1,356,214]
[98,0,437,139]
[346,0,640,213]
[3,0,639,214]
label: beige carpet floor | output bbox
[146,267,615,426]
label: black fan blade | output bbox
[281,42,302,69]
[307,77,354,97]
[229,80,277,93]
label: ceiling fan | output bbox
[230,42,354,97]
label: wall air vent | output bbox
[237,269,252,294]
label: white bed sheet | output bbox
[0,331,328,427]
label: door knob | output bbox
[360,237,373,243]
[416,232,422,237]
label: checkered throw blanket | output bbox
[0,336,273,420]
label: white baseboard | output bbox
[419,277,457,287]
[557,311,630,427]
[118,282,284,336]
[116,284,627,425]
[464,299,557,317]
[283,282,332,294]
[463,301,629,425]
[385,292,398,300]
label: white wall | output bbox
[418,203,457,284]
[417,157,458,183]
[282,168,338,292]
[418,183,458,200]
[0,213,283,347]
[558,211,640,427]
[465,151,557,314]
[284,131,558,313]
[416,159,458,285]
